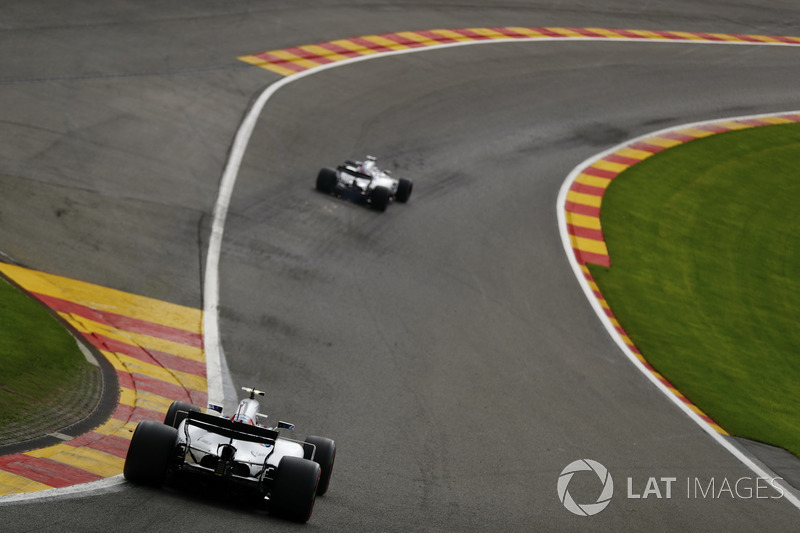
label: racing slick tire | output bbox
[303,436,336,496]
[396,178,413,203]
[316,168,338,194]
[370,186,391,212]
[123,420,178,487]
[269,456,321,523]
[164,400,200,428]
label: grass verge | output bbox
[588,122,800,457]
[0,275,97,443]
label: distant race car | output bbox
[123,387,335,523]
[316,155,413,211]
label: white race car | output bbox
[316,155,413,211]
[123,387,335,523]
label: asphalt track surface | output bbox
[2,1,800,531]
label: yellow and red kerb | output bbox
[565,113,800,268]
[239,27,800,77]
[0,264,205,495]
[567,112,800,435]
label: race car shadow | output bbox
[314,186,380,212]
[139,473,280,522]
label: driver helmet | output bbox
[230,398,259,425]
[362,155,377,174]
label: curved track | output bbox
[2,2,800,531]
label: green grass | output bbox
[588,122,800,457]
[0,275,94,435]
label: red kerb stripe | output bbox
[0,455,102,488]
[568,224,604,241]
[490,27,530,38]
[413,30,459,44]
[565,202,600,217]
[696,123,731,133]
[564,27,606,38]
[735,119,770,127]
[67,433,131,459]
[131,372,207,406]
[628,141,666,154]
[575,249,610,267]
[602,153,641,166]
[690,32,726,42]
[661,131,698,142]
[129,406,167,424]
[449,28,493,40]
[582,165,619,180]
[348,36,397,53]
[315,41,364,57]
[253,52,307,72]
[765,35,800,44]
[33,293,202,348]
[110,403,164,424]
[727,33,766,43]
[542,27,579,38]
[380,33,429,48]
[570,182,606,197]
[130,372,194,401]
[116,369,135,389]
[649,30,689,40]
[87,334,206,376]
[281,46,331,62]
[604,28,648,39]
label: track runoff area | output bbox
[2,26,800,509]
[558,111,800,510]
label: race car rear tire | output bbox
[164,400,200,428]
[316,168,338,194]
[269,456,321,523]
[123,420,177,487]
[396,178,413,203]
[370,186,390,212]
[303,436,336,496]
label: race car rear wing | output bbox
[337,165,372,180]
[185,410,279,444]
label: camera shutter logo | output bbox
[557,459,614,516]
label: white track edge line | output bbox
[0,475,127,505]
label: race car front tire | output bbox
[123,420,178,487]
[396,178,413,203]
[370,186,391,211]
[303,436,336,496]
[164,400,199,428]
[269,456,321,523]
[316,168,338,194]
